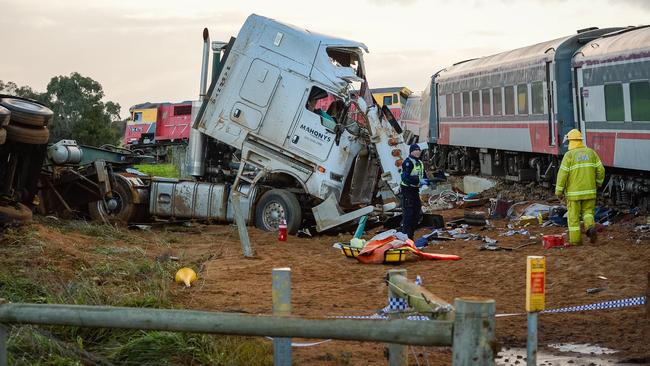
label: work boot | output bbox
[586,227,598,244]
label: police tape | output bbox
[496,296,646,318]
[265,337,332,347]
[275,296,647,347]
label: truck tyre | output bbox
[0,128,5,145]
[0,97,53,127]
[88,177,139,224]
[0,106,10,126]
[5,124,49,145]
[255,189,302,234]
[0,203,33,225]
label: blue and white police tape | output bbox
[496,296,646,318]
[265,337,332,347]
[385,297,410,312]
[543,295,645,314]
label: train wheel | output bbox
[255,189,302,234]
[0,97,53,127]
[5,124,49,145]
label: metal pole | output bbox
[387,269,408,366]
[273,268,292,366]
[452,298,495,366]
[526,312,538,366]
[0,324,7,366]
[231,192,253,257]
[0,303,452,346]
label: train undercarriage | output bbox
[429,144,650,212]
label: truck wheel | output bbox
[5,124,49,145]
[255,189,302,234]
[88,178,139,224]
[0,97,53,127]
[0,128,5,145]
[0,203,33,225]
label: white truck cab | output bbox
[188,14,411,233]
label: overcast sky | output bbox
[1,0,648,118]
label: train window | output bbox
[462,91,470,116]
[531,82,544,115]
[445,94,453,118]
[393,94,398,104]
[482,89,490,116]
[454,93,461,117]
[173,105,192,116]
[504,86,515,115]
[383,95,392,106]
[630,81,650,121]
[133,112,142,122]
[605,83,624,122]
[517,84,528,115]
[492,87,502,116]
[472,90,480,116]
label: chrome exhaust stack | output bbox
[186,28,211,178]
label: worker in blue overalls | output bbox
[400,144,429,239]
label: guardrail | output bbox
[0,268,495,366]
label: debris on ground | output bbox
[175,267,198,287]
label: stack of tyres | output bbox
[0,97,52,144]
[0,97,54,226]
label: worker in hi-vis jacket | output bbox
[555,129,605,245]
[400,144,429,239]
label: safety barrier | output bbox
[0,268,495,366]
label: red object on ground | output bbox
[402,241,461,261]
[543,234,568,249]
[356,237,461,263]
[278,218,287,242]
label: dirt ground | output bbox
[4,206,650,365]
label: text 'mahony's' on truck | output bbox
[112,14,416,233]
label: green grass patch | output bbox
[133,163,180,178]
[0,218,271,365]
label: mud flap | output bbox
[312,194,374,232]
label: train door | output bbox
[546,61,556,146]
[430,81,440,142]
[574,67,587,140]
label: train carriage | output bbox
[573,26,650,172]
[429,27,617,180]
[421,26,649,210]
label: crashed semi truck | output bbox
[94,14,416,233]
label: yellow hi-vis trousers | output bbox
[566,199,596,245]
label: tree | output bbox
[0,73,122,147]
[44,73,121,146]
[0,80,44,102]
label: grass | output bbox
[0,220,272,365]
[133,163,180,178]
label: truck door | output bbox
[284,87,336,162]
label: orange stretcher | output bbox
[354,236,461,264]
